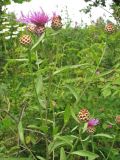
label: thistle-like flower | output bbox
[87,119,99,134]
[88,119,99,127]
[17,9,49,26]
[17,8,49,35]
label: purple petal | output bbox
[88,119,99,127]
[16,8,50,26]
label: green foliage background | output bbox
[0,4,120,160]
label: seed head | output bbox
[77,108,90,122]
[51,14,62,30]
[19,34,32,45]
[87,126,96,134]
[105,23,115,33]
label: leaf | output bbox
[82,123,88,133]
[27,125,40,130]
[81,136,90,142]
[65,84,79,102]
[35,75,46,109]
[38,98,46,109]
[56,135,75,147]
[18,121,25,145]
[25,136,31,144]
[64,106,71,124]
[102,88,111,98]
[48,135,75,154]
[71,126,78,132]
[48,141,67,154]
[71,150,99,160]
[37,156,46,160]
[70,107,79,122]
[94,133,114,139]
[53,64,88,75]
[60,147,67,160]
[35,75,43,95]
[31,33,45,50]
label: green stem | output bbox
[67,125,85,159]
[45,51,53,160]
[91,135,94,153]
[52,106,55,160]
[105,136,116,160]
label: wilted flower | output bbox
[88,119,99,127]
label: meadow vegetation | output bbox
[0,2,120,160]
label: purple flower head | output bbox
[88,119,99,127]
[17,8,49,26]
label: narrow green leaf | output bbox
[35,75,43,95]
[27,125,40,130]
[71,150,99,160]
[64,106,71,124]
[48,135,75,154]
[70,107,79,122]
[71,126,78,132]
[56,135,75,147]
[31,33,45,51]
[102,88,111,98]
[18,121,25,145]
[53,64,88,75]
[60,147,66,160]
[38,98,46,109]
[65,84,79,102]
[82,123,88,133]
[94,133,114,139]
[48,141,66,154]
[37,156,46,160]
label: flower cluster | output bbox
[77,108,99,134]
[17,8,62,39]
[17,9,63,45]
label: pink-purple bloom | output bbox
[88,119,99,127]
[17,8,49,26]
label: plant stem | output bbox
[91,135,94,153]
[67,125,85,159]
[45,50,53,160]
[105,135,116,160]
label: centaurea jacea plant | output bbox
[17,8,50,36]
